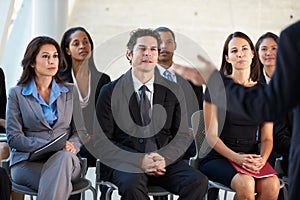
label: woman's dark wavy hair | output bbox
[18,36,64,85]
[220,31,260,82]
[60,26,96,72]
[255,32,279,69]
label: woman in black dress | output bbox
[200,32,280,199]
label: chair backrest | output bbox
[190,111,235,199]
[190,110,211,168]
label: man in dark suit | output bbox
[155,26,204,160]
[95,28,208,200]
[173,21,300,200]
[155,26,212,200]
[274,112,293,177]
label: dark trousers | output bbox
[288,146,300,199]
[0,167,11,200]
[79,145,96,167]
[153,196,168,200]
[207,188,219,200]
[102,160,208,200]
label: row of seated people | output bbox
[2,26,204,200]
[1,25,291,200]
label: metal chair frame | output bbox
[190,110,234,200]
[95,159,174,200]
[2,157,97,200]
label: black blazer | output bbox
[259,66,267,85]
[176,75,203,114]
[95,69,192,180]
[60,66,110,134]
[273,111,292,175]
[207,21,300,198]
[175,73,204,159]
[0,68,6,133]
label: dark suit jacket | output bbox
[95,69,192,181]
[259,66,267,85]
[60,66,110,134]
[273,111,292,175]
[176,75,204,116]
[207,21,300,199]
[0,68,6,133]
[174,74,204,159]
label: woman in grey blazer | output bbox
[6,36,83,200]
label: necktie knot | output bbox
[139,85,149,93]
[163,70,173,82]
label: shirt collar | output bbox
[156,63,175,74]
[22,79,39,97]
[22,79,69,102]
[131,71,154,94]
[71,69,91,108]
[262,68,271,85]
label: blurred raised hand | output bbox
[173,55,217,86]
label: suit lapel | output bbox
[25,95,51,129]
[56,91,66,127]
[122,69,142,125]
[176,74,185,85]
[153,69,167,105]
[129,94,141,125]
[153,83,165,106]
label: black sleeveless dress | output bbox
[199,83,263,187]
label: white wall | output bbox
[67,0,300,79]
[1,0,300,88]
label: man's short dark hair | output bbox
[126,28,162,52]
[155,26,176,41]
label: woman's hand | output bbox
[238,154,264,173]
[63,141,77,154]
[0,119,5,128]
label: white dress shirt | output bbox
[156,64,177,83]
[131,71,154,110]
[71,69,91,108]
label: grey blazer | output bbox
[6,83,83,166]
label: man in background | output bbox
[155,26,204,160]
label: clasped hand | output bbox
[141,152,166,176]
[238,154,265,174]
[63,141,76,154]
